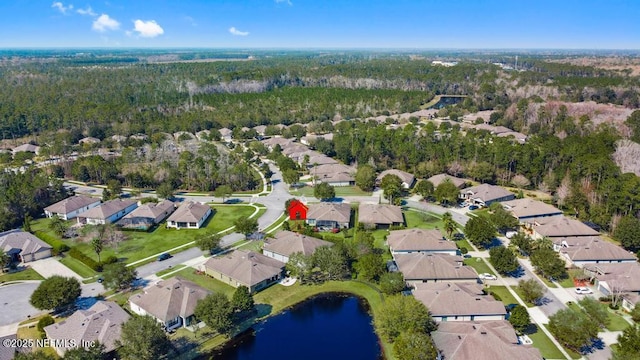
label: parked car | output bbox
[575,287,593,294]
[479,273,497,280]
[158,253,172,261]
[453,233,465,240]
[468,205,479,210]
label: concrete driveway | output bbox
[0,282,43,326]
[29,257,83,281]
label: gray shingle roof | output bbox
[555,236,637,262]
[166,202,211,223]
[462,183,514,203]
[0,229,51,257]
[534,216,600,237]
[120,200,175,224]
[394,253,477,281]
[358,204,404,225]
[306,203,352,223]
[501,198,562,220]
[129,277,210,322]
[264,231,333,258]
[376,169,415,187]
[44,195,101,215]
[79,199,137,220]
[204,250,284,287]
[584,262,640,292]
[387,228,456,252]
[413,282,506,318]
[427,173,467,188]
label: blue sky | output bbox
[0,0,638,49]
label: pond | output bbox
[210,294,383,360]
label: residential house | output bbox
[203,250,285,293]
[460,184,515,207]
[584,263,640,311]
[12,144,40,155]
[44,301,129,356]
[501,198,562,223]
[261,137,295,151]
[427,173,467,189]
[288,199,308,221]
[0,229,52,263]
[253,125,267,136]
[304,153,339,167]
[394,253,478,287]
[44,195,101,220]
[432,321,542,360]
[77,199,138,225]
[78,137,101,145]
[263,230,333,263]
[300,133,334,145]
[306,202,352,229]
[553,236,636,267]
[387,228,457,256]
[117,200,176,230]
[129,277,210,331]
[166,202,212,229]
[358,204,404,229]
[281,143,310,157]
[413,282,507,322]
[311,163,356,187]
[496,131,528,144]
[111,135,127,143]
[219,127,233,142]
[376,169,416,189]
[531,216,600,239]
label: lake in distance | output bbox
[210,294,383,360]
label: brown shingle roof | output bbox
[413,282,506,318]
[387,228,456,252]
[555,236,636,262]
[432,321,542,360]
[306,203,352,223]
[584,263,640,292]
[358,204,404,226]
[44,195,100,215]
[166,202,211,223]
[376,169,416,187]
[462,184,514,203]
[264,231,333,258]
[120,200,175,223]
[79,199,137,220]
[204,250,285,287]
[427,173,467,188]
[534,216,600,238]
[129,277,210,322]
[44,301,130,354]
[394,253,478,281]
[0,229,52,257]
[501,198,562,220]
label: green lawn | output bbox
[157,264,187,278]
[0,268,44,283]
[59,256,98,278]
[32,205,258,265]
[526,325,568,360]
[404,210,446,231]
[455,239,474,252]
[486,285,518,305]
[607,308,632,331]
[237,240,263,253]
[292,185,372,197]
[263,213,287,233]
[513,287,536,307]
[172,267,236,297]
[558,276,575,288]
[463,258,495,276]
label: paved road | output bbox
[135,247,205,279]
[0,283,42,326]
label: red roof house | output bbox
[288,200,308,221]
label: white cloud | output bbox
[229,27,249,36]
[274,0,293,5]
[52,2,73,14]
[92,14,120,32]
[132,20,164,38]
[76,6,97,16]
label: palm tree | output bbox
[48,215,68,237]
[442,212,456,239]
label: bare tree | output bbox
[555,174,571,209]
[511,174,531,189]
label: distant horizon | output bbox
[1,1,639,49]
[1,47,639,52]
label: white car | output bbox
[575,287,593,294]
[479,273,497,280]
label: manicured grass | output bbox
[404,210,446,231]
[513,287,536,307]
[558,276,575,288]
[59,256,97,278]
[486,285,518,305]
[237,240,263,253]
[526,325,567,360]
[32,205,257,265]
[0,268,44,283]
[455,239,474,252]
[538,275,558,288]
[157,264,187,277]
[172,267,236,297]
[607,308,632,331]
[292,185,372,197]
[263,213,287,233]
[463,258,495,276]
[16,324,59,358]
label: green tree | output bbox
[0,248,9,273]
[578,296,609,329]
[413,180,435,200]
[314,182,336,200]
[48,214,69,237]
[213,185,233,203]
[518,279,545,305]
[231,285,255,314]
[63,343,106,360]
[91,237,103,264]
[615,216,640,251]
[464,216,495,248]
[379,272,405,295]
[393,330,438,360]
[548,308,598,352]
[489,206,519,233]
[194,293,234,335]
[282,169,300,186]
[442,212,456,239]
[354,253,385,282]
[30,276,81,311]
[434,179,460,205]
[510,232,533,255]
[613,325,640,360]
[355,164,377,192]
[23,214,32,232]
[380,174,403,204]
[286,252,314,283]
[106,179,122,199]
[234,216,258,235]
[489,245,518,275]
[313,245,348,281]
[156,181,175,200]
[117,315,172,360]
[102,262,137,291]
[631,303,640,323]
[375,294,435,342]
[15,352,57,360]
[508,305,530,333]
[529,247,567,280]
[195,233,221,253]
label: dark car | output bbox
[158,253,171,261]
[468,205,479,210]
[453,233,465,240]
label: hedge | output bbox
[68,247,102,272]
[34,231,69,255]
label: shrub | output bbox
[103,255,118,265]
[68,247,102,272]
[37,315,55,333]
[459,247,468,254]
[34,231,69,255]
[489,291,502,301]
